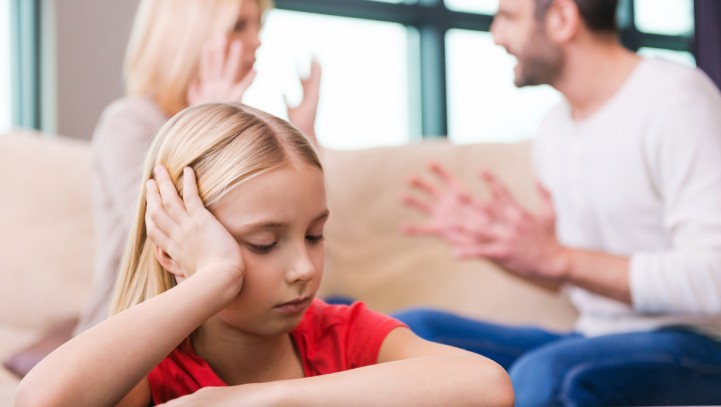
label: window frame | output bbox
[10,0,41,129]
[274,0,694,137]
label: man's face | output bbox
[491,0,563,87]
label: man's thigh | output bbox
[510,328,721,407]
[392,308,571,369]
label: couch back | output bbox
[321,141,577,332]
[0,132,576,337]
[0,131,94,332]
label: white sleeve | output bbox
[631,75,721,315]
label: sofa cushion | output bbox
[320,141,577,332]
[0,131,94,332]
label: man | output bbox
[396,0,721,404]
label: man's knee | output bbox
[509,350,566,406]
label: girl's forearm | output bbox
[260,355,513,407]
[15,265,239,407]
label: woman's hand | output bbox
[286,58,322,145]
[187,36,257,106]
[145,166,244,288]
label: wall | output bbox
[46,0,139,139]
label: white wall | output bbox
[46,0,139,139]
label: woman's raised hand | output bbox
[286,57,322,145]
[145,166,244,287]
[187,36,257,106]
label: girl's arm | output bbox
[158,327,514,407]
[15,168,244,407]
[15,261,241,407]
[278,327,514,406]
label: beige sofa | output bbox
[0,130,577,404]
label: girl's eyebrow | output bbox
[234,210,330,233]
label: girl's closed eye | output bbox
[306,234,324,244]
[248,241,277,254]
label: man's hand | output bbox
[401,163,568,283]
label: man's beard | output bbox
[514,33,563,88]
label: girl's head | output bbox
[124,0,271,116]
[112,103,327,334]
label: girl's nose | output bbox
[286,247,317,284]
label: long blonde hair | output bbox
[110,103,321,314]
[124,0,273,116]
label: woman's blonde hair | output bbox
[110,103,321,314]
[124,0,272,116]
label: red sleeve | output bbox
[293,300,406,376]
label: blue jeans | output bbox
[393,308,721,406]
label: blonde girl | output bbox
[77,0,320,334]
[18,104,513,406]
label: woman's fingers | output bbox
[231,69,257,99]
[208,36,226,81]
[222,39,243,82]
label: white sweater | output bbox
[533,59,721,338]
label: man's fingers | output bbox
[535,179,556,219]
[453,242,507,260]
[399,222,441,236]
[401,194,433,214]
[408,176,439,198]
[430,162,465,190]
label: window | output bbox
[634,0,695,67]
[634,0,693,36]
[446,30,560,144]
[0,0,10,133]
[445,0,497,15]
[244,10,414,150]
[266,0,695,148]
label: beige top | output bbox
[75,96,167,333]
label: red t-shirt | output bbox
[148,300,405,404]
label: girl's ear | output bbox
[154,245,185,282]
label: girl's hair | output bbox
[124,0,272,116]
[110,103,322,315]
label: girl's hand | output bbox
[187,36,257,106]
[286,57,322,145]
[145,166,244,287]
[156,384,276,407]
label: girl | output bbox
[17,104,513,406]
[77,0,321,334]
